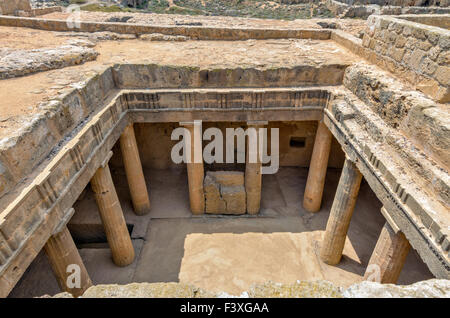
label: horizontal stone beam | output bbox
[0,16,331,40]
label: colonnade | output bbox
[44,123,149,296]
[304,120,411,283]
[44,117,413,296]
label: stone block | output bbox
[408,49,426,71]
[204,171,246,215]
[390,47,405,63]
[434,66,450,86]
[394,35,407,48]
[221,185,246,214]
[419,57,438,76]
[436,50,449,65]
[204,175,226,213]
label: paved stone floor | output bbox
[9,167,433,297]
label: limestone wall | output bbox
[362,15,449,102]
[0,0,31,15]
[327,0,450,19]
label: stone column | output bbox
[363,221,411,284]
[44,226,92,297]
[245,121,267,215]
[120,123,151,215]
[320,158,362,265]
[303,120,332,212]
[181,121,205,215]
[91,154,135,266]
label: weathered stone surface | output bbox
[208,171,245,187]
[343,279,450,298]
[204,174,226,213]
[82,282,214,298]
[140,33,190,42]
[40,292,73,298]
[363,15,450,103]
[221,185,246,214]
[44,279,450,298]
[204,171,246,215]
[56,32,137,42]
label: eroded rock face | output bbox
[81,282,215,298]
[204,171,246,215]
[45,279,450,298]
[343,279,450,298]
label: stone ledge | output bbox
[0,15,331,40]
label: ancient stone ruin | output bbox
[0,0,448,298]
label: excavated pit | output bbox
[0,10,448,298]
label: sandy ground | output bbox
[9,167,433,297]
[0,25,360,139]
